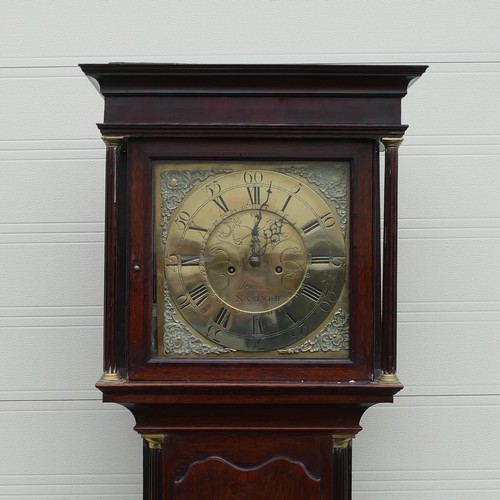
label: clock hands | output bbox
[249,182,286,266]
[249,181,273,266]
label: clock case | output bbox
[81,64,426,500]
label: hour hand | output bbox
[250,216,261,256]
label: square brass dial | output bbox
[153,161,350,359]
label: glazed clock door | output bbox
[155,162,348,355]
[127,138,376,383]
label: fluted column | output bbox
[379,137,404,384]
[143,434,164,500]
[333,434,354,500]
[99,136,123,383]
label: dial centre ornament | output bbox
[203,209,307,313]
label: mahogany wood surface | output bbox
[333,442,352,499]
[102,141,120,376]
[127,403,368,434]
[173,457,321,500]
[144,440,163,500]
[164,433,333,499]
[126,138,375,384]
[382,144,401,375]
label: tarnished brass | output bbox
[101,135,123,147]
[143,434,164,450]
[381,137,404,151]
[98,371,123,383]
[378,372,402,385]
[154,162,350,357]
[332,434,354,449]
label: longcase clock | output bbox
[80,63,426,499]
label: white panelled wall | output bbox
[0,1,499,498]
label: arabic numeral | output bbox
[175,294,189,309]
[206,324,223,342]
[320,212,336,228]
[243,171,264,184]
[174,211,191,230]
[319,291,338,312]
[205,180,222,197]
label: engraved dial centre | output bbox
[203,209,307,313]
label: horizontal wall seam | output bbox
[1,54,500,67]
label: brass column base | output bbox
[378,372,401,385]
[98,371,123,384]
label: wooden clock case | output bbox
[80,63,426,499]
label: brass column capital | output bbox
[102,135,123,147]
[333,434,355,449]
[382,137,404,150]
[143,434,164,450]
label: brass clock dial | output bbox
[155,163,349,355]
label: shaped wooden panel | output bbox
[174,456,320,500]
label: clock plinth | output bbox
[81,63,426,499]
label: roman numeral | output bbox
[180,255,200,266]
[301,283,323,302]
[212,195,229,213]
[311,255,330,264]
[252,316,263,335]
[284,308,296,324]
[246,185,260,205]
[189,283,209,306]
[302,213,336,234]
[188,225,207,233]
[281,182,301,212]
[281,194,292,213]
[302,219,321,234]
[214,307,231,327]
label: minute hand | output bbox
[250,181,273,257]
